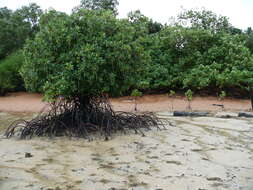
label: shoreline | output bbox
[0,92,251,113]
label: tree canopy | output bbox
[0,3,42,59]
[175,8,231,33]
[74,0,119,15]
[21,9,148,100]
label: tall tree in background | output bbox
[0,3,42,59]
[0,3,42,95]
[127,10,162,37]
[245,27,253,53]
[0,7,12,19]
[75,0,119,15]
[15,3,43,35]
[0,7,16,59]
[175,8,231,33]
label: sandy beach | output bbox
[0,93,253,190]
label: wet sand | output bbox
[0,113,253,190]
[0,93,253,190]
[0,92,251,113]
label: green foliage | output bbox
[219,91,226,100]
[127,10,162,36]
[127,10,150,38]
[137,81,150,90]
[21,9,148,100]
[148,20,163,34]
[140,23,253,94]
[131,89,142,97]
[131,89,142,111]
[182,32,253,91]
[229,27,242,35]
[176,8,231,33]
[168,90,176,97]
[168,90,176,111]
[0,51,24,95]
[0,3,42,95]
[75,0,119,15]
[138,31,172,90]
[15,3,43,34]
[244,27,253,54]
[2,4,252,98]
[0,7,12,19]
[185,89,193,101]
[0,7,27,59]
[0,3,42,59]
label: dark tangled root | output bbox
[5,96,165,140]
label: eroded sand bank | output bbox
[0,92,251,113]
[0,112,253,190]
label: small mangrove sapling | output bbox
[168,90,176,111]
[185,89,193,111]
[219,91,226,110]
[131,89,142,112]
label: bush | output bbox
[0,51,24,95]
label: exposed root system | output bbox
[5,96,165,140]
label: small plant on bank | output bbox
[219,91,226,110]
[131,89,142,112]
[185,89,193,111]
[168,90,176,111]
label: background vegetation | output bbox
[1,0,253,98]
[0,51,24,95]
[0,3,42,94]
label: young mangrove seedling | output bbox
[168,90,176,111]
[185,89,193,111]
[131,89,142,112]
[219,91,226,110]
